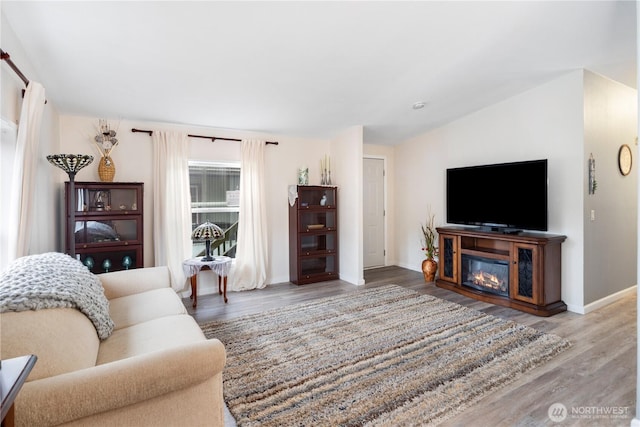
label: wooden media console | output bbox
[436,226,567,317]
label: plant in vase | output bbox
[93,119,120,182]
[421,211,439,282]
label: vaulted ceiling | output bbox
[2,1,636,145]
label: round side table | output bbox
[182,256,232,307]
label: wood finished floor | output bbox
[183,266,637,427]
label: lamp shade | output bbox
[191,222,224,262]
[46,154,94,175]
[191,222,224,241]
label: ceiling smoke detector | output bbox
[412,101,426,110]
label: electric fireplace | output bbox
[435,227,567,316]
[461,254,509,297]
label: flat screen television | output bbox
[446,159,548,232]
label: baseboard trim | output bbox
[380,264,636,316]
[340,274,365,286]
[579,285,637,314]
[395,262,420,272]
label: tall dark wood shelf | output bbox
[436,226,567,317]
[65,182,144,273]
[289,185,338,285]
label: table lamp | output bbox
[191,221,224,261]
[47,154,94,258]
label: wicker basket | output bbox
[98,156,116,182]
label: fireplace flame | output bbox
[471,271,507,292]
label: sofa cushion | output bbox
[100,266,172,300]
[96,315,206,365]
[0,308,100,381]
[108,288,187,330]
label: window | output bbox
[0,119,17,270]
[189,161,240,258]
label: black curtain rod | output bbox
[131,128,278,145]
[1,49,28,85]
[1,48,47,104]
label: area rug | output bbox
[200,285,570,426]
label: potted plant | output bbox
[421,210,439,282]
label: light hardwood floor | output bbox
[183,266,636,427]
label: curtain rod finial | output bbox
[131,128,153,136]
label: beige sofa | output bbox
[1,265,226,427]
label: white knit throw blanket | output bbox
[0,252,114,339]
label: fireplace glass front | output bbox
[461,254,509,297]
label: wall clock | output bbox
[618,144,632,176]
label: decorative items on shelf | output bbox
[94,190,109,211]
[288,185,298,206]
[588,153,597,195]
[298,167,309,185]
[64,182,144,274]
[420,209,439,282]
[320,155,332,185]
[94,119,120,182]
[65,182,144,272]
[102,258,112,273]
[84,256,95,270]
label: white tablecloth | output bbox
[182,256,232,279]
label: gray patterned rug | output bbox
[200,285,570,426]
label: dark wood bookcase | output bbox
[65,182,144,273]
[289,185,338,284]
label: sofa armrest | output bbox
[99,266,172,299]
[16,339,226,427]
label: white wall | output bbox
[394,70,587,310]
[332,126,364,285]
[56,115,346,293]
[583,70,638,306]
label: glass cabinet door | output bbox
[298,187,336,208]
[75,187,140,213]
[439,234,459,283]
[511,243,538,304]
[300,233,337,255]
[298,211,337,232]
[74,219,141,245]
[300,255,337,277]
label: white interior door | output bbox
[363,157,385,268]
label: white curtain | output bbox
[8,81,46,262]
[231,139,268,290]
[152,131,193,291]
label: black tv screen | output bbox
[446,159,548,232]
